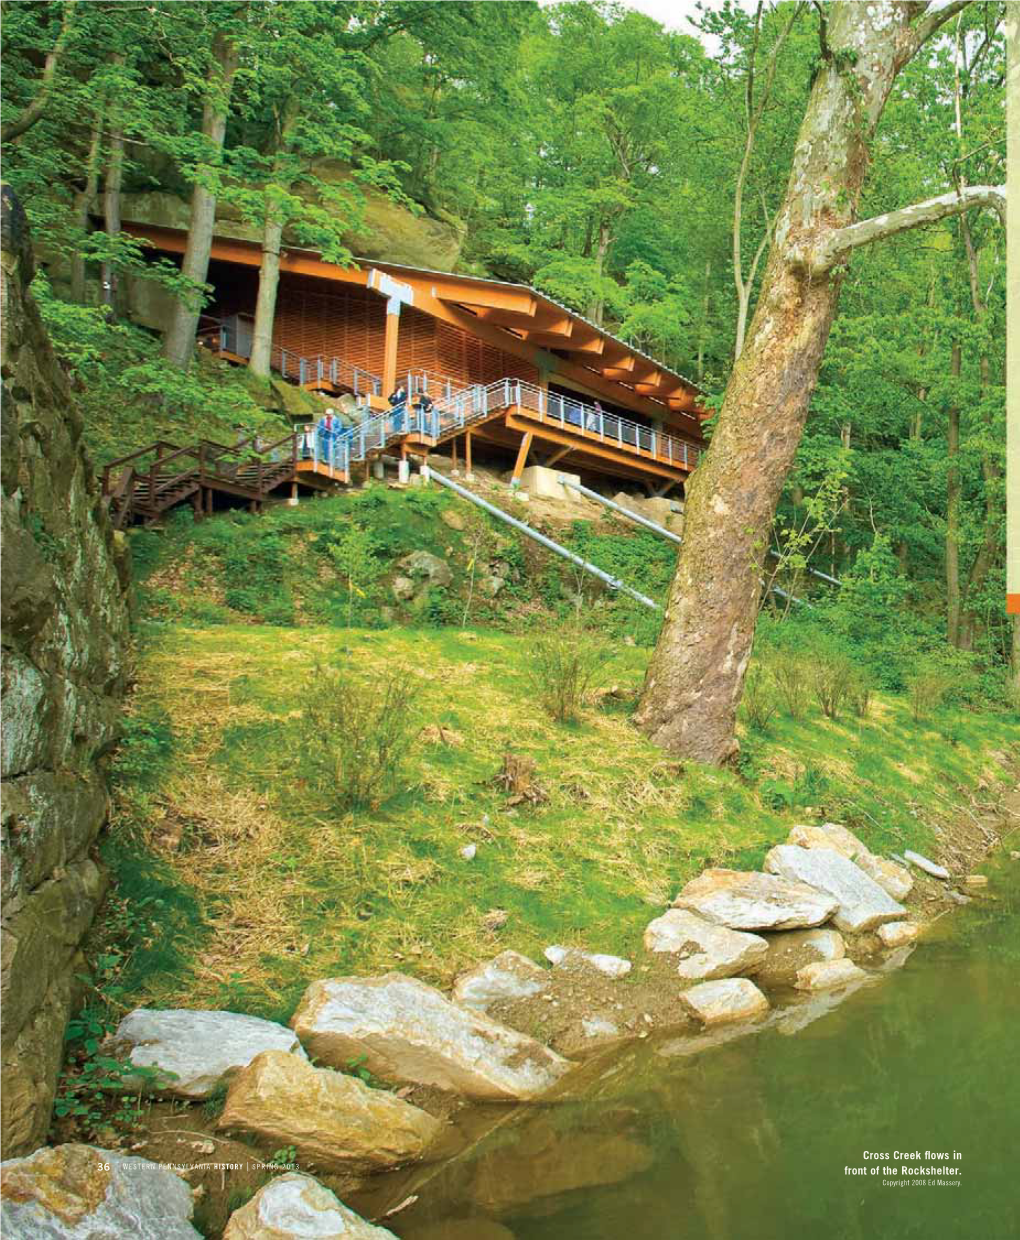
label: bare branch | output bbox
[907,0,973,58]
[1,2,78,144]
[805,184,1005,276]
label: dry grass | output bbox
[114,624,1019,1021]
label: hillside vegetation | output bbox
[97,485,1019,1029]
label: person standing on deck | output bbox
[388,384,408,433]
[587,401,602,432]
[413,390,435,433]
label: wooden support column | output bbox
[451,436,458,469]
[655,478,676,499]
[382,300,400,397]
[465,430,473,477]
[511,432,533,484]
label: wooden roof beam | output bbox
[431,281,537,315]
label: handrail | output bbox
[102,439,182,477]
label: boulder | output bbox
[672,868,838,931]
[544,946,632,978]
[876,921,922,949]
[581,1016,622,1040]
[679,978,769,1027]
[642,909,768,980]
[764,845,906,933]
[787,824,913,901]
[787,822,865,858]
[754,928,846,987]
[290,973,572,1101]
[391,576,415,602]
[0,1144,199,1238]
[217,1050,439,1173]
[107,1008,307,1099]
[855,852,913,901]
[903,850,950,880]
[794,959,869,991]
[397,551,452,589]
[222,1172,397,1239]
[452,951,548,1012]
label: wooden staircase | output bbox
[102,432,310,528]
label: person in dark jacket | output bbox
[388,385,408,433]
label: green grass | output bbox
[109,623,1019,1024]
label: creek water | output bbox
[380,851,1019,1240]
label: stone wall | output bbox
[1,186,132,1156]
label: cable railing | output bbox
[300,376,702,478]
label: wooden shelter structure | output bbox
[125,222,708,493]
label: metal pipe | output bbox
[555,473,808,607]
[558,475,682,544]
[422,466,662,613]
[557,475,839,593]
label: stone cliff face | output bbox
[1,186,132,1156]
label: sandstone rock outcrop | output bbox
[291,973,572,1101]
[672,868,838,931]
[0,1144,199,1238]
[217,1050,440,1173]
[787,823,913,900]
[107,1008,308,1099]
[222,1172,398,1239]
[1,186,132,1155]
[643,909,768,980]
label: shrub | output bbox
[812,653,857,720]
[742,666,778,732]
[908,667,955,723]
[301,667,416,810]
[527,624,613,723]
[770,649,811,718]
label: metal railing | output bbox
[210,318,383,397]
[305,376,703,477]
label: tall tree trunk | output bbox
[635,0,978,765]
[249,206,285,378]
[101,124,124,318]
[162,31,238,369]
[0,1,77,144]
[946,342,962,647]
[70,112,104,303]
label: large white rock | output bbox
[643,909,768,980]
[107,1008,307,1099]
[764,845,906,933]
[788,824,913,901]
[855,852,913,901]
[452,950,548,1012]
[672,868,838,931]
[754,928,846,986]
[679,978,769,1027]
[290,973,573,1101]
[0,1144,199,1238]
[222,1172,397,1239]
[544,946,632,978]
[794,959,869,991]
[217,1051,440,1172]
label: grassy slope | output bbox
[112,622,1018,1027]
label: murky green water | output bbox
[380,852,1019,1240]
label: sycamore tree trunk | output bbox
[100,124,124,317]
[70,112,103,303]
[162,31,238,369]
[636,0,995,765]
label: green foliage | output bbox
[527,623,614,724]
[742,666,779,733]
[300,666,416,810]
